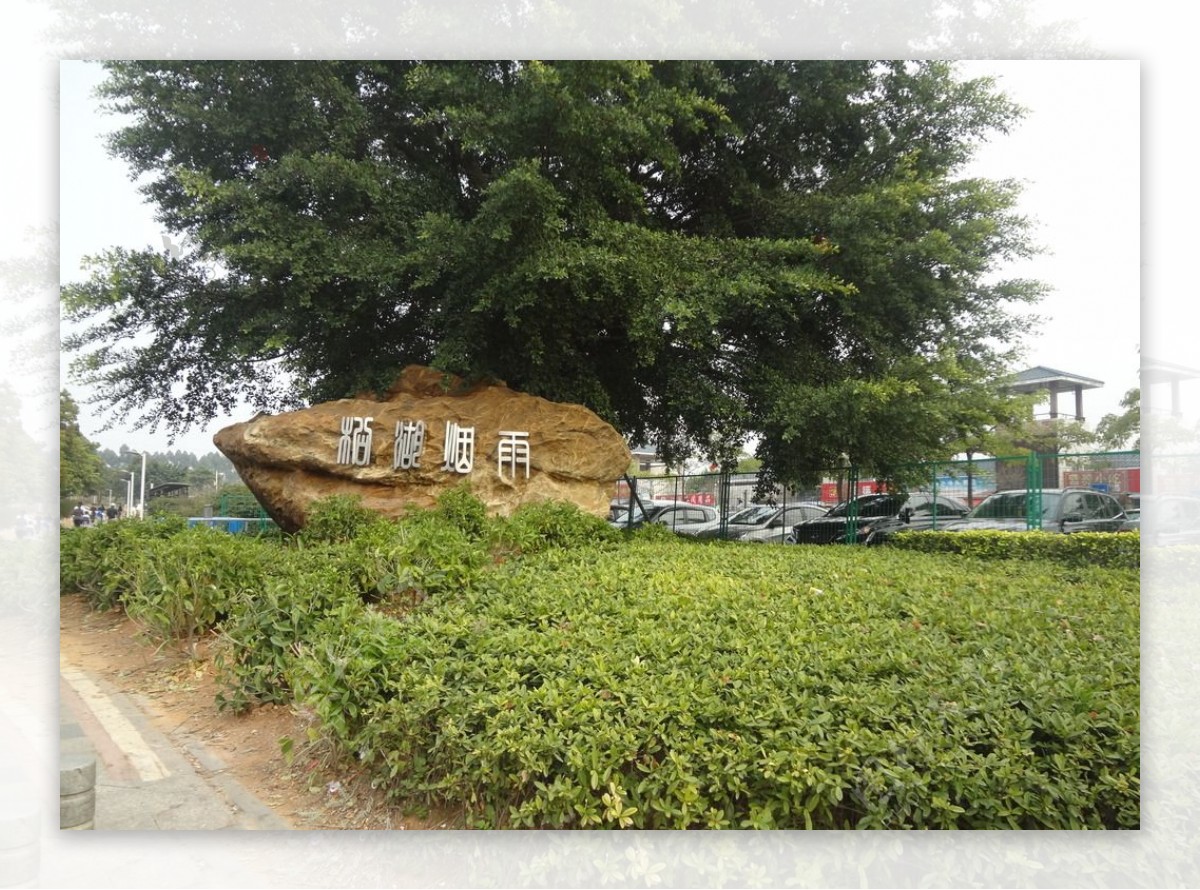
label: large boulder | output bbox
[213,366,631,532]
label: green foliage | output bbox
[60,389,105,497]
[216,498,495,710]
[433,484,493,541]
[890,530,1140,570]
[122,529,270,649]
[65,61,1041,482]
[286,541,1138,829]
[300,494,388,543]
[1095,387,1140,451]
[214,546,368,711]
[493,499,618,555]
[60,516,188,609]
[60,499,1138,829]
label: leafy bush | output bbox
[214,546,369,711]
[288,542,1140,829]
[121,528,270,650]
[60,516,189,610]
[433,484,493,541]
[300,494,388,543]
[493,499,618,555]
[890,530,1140,570]
[61,500,1140,829]
[215,507,491,711]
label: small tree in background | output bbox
[60,389,104,498]
[1095,387,1140,451]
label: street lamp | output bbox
[124,472,135,515]
[123,449,147,518]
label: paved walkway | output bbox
[59,660,291,831]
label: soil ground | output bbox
[59,592,458,830]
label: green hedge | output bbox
[889,529,1140,570]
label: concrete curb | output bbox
[59,752,96,830]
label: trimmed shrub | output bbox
[214,546,369,711]
[62,500,1140,829]
[214,507,492,712]
[60,516,189,610]
[890,530,1140,570]
[433,484,493,541]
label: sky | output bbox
[56,57,1142,458]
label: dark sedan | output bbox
[788,491,971,545]
[937,487,1127,534]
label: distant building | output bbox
[147,482,190,499]
[1006,365,1104,423]
[1002,365,1106,490]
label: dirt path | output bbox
[59,593,449,830]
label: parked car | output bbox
[681,503,825,541]
[608,499,632,522]
[609,502,720,532]
[677,503,765,538]
[937,487,1127,534]
[737,503,830,542]
[787,491,971,545]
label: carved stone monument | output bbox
[213,365,631,532]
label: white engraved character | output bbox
[351,416,374,466]
[442,421,475,474]
[497,430,531,481]
[393,420,426,470]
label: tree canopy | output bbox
[63,60,1044,486]
[1095,387,1140,451]
[60,389,105,497]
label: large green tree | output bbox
[63,60,1042,485]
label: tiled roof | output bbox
[1007,366,1104,393]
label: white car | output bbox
[610,502,720,532]
[683,503,830,541]
[736,503,831,542]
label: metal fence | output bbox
[614,450,1141,540]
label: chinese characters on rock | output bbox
[442,421,475,474]
[336,417,530,480]
[337,416,374,467]
[497,430,530,481]
[393,420,425,469]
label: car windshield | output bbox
[826,495,906,519]
[970,491,1062,520]
[728,505,777,524]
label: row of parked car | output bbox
[610,486,1137,545]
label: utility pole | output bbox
[124,450,148,518]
